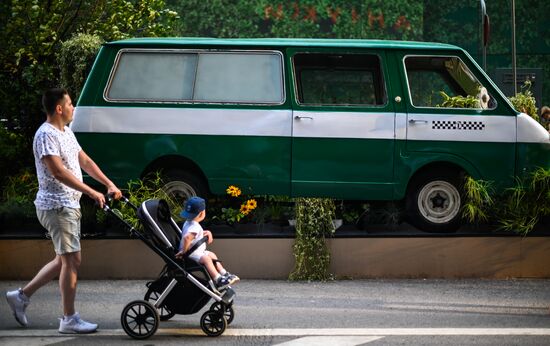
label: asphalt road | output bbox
[1,279,550,345]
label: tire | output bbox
[200,310,227,337]
[161,169,207,206]
[144,286,176,321]
[406,171,463,233]
[120,300,159,340]
[210,302,235,325]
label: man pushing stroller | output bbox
[176,197,239,289]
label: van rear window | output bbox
[105,50,284,104]
[293,53,386,106]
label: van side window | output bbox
[193,53,283,103]
[293,53,386,106]
[405,56,496,110]
[106,50,284,104]
[108,53,197,101]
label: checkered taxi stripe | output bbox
[432,120,485,130]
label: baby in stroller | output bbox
[175,197,239,289]
[104,195,238,339]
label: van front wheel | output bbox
[407,174,462,233]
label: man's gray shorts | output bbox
[36,207,82,255]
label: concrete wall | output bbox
[1,237,549,280]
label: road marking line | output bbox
[274,336,384,346]
[0,337,76,346]
[1,328,550,337]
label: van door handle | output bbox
[294,116,313,120]
[409,119,428,124]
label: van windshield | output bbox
[405,56,495,110]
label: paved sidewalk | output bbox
[1,279,550,345]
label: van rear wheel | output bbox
[406,172,462,233]
[161,169,207,206]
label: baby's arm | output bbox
[176,233,197,258]
[203,230,213,244]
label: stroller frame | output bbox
[104,196,235,339]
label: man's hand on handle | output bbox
[107,184,122,200]
[89,184,122,209]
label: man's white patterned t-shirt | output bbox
[33,122,82,210]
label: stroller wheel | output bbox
[121,300,159,340]
[144,286,176,321]
[210,302,235,325]
[200,310,227,337]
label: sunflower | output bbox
[226,185,241,197]
[246,199,257,210]
[240,203,251,215]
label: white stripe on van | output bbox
[72,107,544,144]
[406,113,517,143]
[292,111,395,140]
[73,106,398,140]
[72,107,292,137]
[517,113,550,143]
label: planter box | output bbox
[1,237,550,279]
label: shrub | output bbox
[462,168,550,235]
[0,127,32,187]
[0,170,38,227]
[508,81,539,122]
[289,198,335,281]
[110,172,183,232]
[58,34,103,101]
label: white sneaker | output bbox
[6,289,29,327]
[58,312,98,334]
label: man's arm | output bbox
[42,155,106,206]
[78,150,122,200]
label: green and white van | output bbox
[73,38,549,232]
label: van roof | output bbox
[106,37,461,51]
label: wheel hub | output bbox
[429,192,448,210]
[418,180,460,224]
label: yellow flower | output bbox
[240,204,250,215]
[226,185,241,197]
[246,199,257,210]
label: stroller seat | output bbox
[137,199,181,256]
[137,199,215,278]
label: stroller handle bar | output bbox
[101,193,138,213]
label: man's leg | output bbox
[6,242,62,327]
[59,251,81,316]
[21,256,62,297]
[57,251,98,334]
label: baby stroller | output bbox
[103,195,236,339]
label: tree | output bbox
[0,0,177,183]
[166,0,261,38]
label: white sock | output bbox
[214,274,221,282]
[18,289,29,301]
[64,312,77,321]
[219,269,227,276]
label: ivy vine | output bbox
[289,197,336,281]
